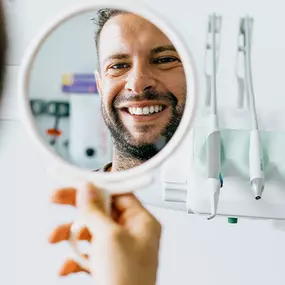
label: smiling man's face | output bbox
[95,12,186,160]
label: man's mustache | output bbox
[113,89,178,108]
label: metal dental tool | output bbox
[204,13,222,107]
[204,13,223,220]
[236,16,265,200]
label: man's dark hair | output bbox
[0,2,7,99]
[92,9,126,59]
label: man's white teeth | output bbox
[128,105,163,115]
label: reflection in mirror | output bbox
[28,8,187,172]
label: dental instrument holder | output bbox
[161,15,285,221]
[186,15,268,221]
[204,14,223,220]
[188,107,285,221]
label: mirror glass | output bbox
[28,8,188,172]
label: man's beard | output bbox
[101,89,185,162]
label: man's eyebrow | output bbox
[150,45,177,55]
[103,54,130,65]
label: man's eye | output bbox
[154,57,180,64]
[110,63,130,69]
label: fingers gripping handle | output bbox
[69,220,90,271]
[69,189,111,272]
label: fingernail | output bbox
[87,188,98,201]
[59,268,67,277]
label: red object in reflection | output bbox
[46,129,62,136]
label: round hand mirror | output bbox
[18,1,197,271]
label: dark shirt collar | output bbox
[94,162,112,172]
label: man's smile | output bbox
[118,101,169,122]
[127,105,164,115]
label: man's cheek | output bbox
[164,73,184,90]
[100,85,113,108]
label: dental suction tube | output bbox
[243,17,258,130]
[211,15,218,116]
[241,16,265,200]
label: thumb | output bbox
[76,182,115,234]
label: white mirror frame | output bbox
[18,0,198,189]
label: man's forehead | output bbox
[102,13,163,33]
[98,13,173,59]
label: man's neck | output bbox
[111,148,145,172]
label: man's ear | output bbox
[94,69,103,97]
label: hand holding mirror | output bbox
[18,1,197,271]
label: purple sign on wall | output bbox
[61,74,99,94]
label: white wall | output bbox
[29,10,98,101]
[2,0,285,285]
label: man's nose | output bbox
[125,63,156,94]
